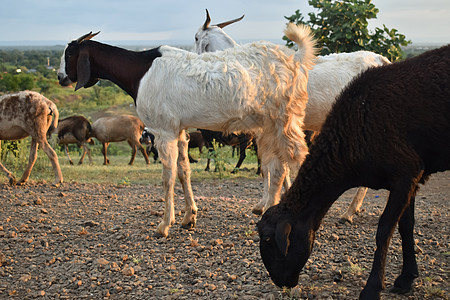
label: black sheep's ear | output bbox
[75,52,91,91]
[275,220,292,256]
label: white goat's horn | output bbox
[76,31,100,44]
[203,9,211,30]
[215,14,245,28]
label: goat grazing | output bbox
[0,91,63,185]
[140,128,159,162]
[257,45,450,299]
[140,129,203,164]
[91,115,150,165]
[187,130,206,154]
[186,130,205,163]
[195,9,391,221]
[55,115,93,165]
[199,129,257,173]
[58,24,317,237]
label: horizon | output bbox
[1,1,450,47]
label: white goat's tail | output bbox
[284,23,318,70]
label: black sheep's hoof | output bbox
[389,286,410,295]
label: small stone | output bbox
[122,265,135,276]
[96,258,109,266]
[84,221,99,227]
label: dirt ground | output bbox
[0,171,448,299]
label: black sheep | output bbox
[257,45,450,299]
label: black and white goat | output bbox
[257,45,450,299]
[58,24,317,237]
[194,9,391,220]
[140,128,159,163]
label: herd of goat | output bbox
[0,10,448,300]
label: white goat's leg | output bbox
[283,167,291,191]
[155,138,178,238]
[339,187,368,223]
[64,145,74,165]
[39,139,63,185]
[263,159,287,212]
[0,140,16,185]
[17,139,39,185]
[177,130,197,229]
[252,163,269,215]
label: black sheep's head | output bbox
[257,205,315,288]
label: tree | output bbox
[284,0,411,61]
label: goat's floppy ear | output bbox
[275,220,292,256]
[75,52,91,91]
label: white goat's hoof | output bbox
[252,207,264,216]
[155,223,170,238]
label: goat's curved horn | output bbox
[203,9,211,30]
[214,14,245,28]
[76,31,100,44]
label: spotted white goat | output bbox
[194,9,391,221]
[58,24,317,237]
[0,91,63,185]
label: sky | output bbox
[0,0,449,47]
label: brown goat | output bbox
[55,115,93,165]
[0,91,63,185]
[91,115,150,165]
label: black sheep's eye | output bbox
[265,236,271,242]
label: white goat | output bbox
[194,10,391,221]
[0,91,63,185]
[58,24,317,237]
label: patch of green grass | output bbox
[424,286,446,298]
[0,139,261,186]
[348,262,366,275]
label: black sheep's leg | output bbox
[360,184,415,299]
[390,195,418,294]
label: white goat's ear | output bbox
[75,52,91,91]
[275,220,292,256]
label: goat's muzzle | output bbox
[57,73,72,87]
